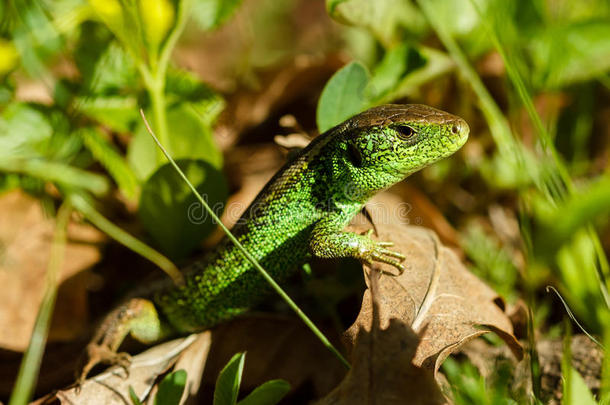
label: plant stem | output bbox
[69,193,184,285]
[158,0,191,80]
[149,78,170,163]
[9,202,71,405]
[140,110,351,370]
[141,0,192,164]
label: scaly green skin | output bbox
[79,104,469,380]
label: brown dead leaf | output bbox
[52,334,201,405]
[0,191,103,351]
[316,274,447,405]
[54,315,345,403]
[343,223,523,373]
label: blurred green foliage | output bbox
[2,0,610,402]
[442,356,518,405]
[1,0,238,265]
[139,159,227,260]
[3,2,241,401]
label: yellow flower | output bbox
[0,39,19,75]
[139,0,175,49]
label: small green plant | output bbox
[442,357,517,405]
[213,353,290,405]
[129,369,187,405]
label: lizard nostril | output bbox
[451,124,460,135]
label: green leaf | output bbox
[237,380,290,405]
[80,40,138,94]
[563,366,597,405]
[79,127,139,199]
[213,352,246,405]
[191,0,243,31]
[139,159,228,260]
[154,369,187,405]
[74,21,113,90]
[166,69,225,126]
[555,231,604,329]
[326,0,427,45]
[530,19,610,88]
[9,0,63,78]
[129,386,143,405]
[0,159,110,196]
[0,103,53,158]
[534,174,610,254]
[383,46,455,103]
[316,62,369,133]
[75,96,138,133]
[128,102,224,180]
[366,43,411,100]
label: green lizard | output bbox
[78,104,469,381]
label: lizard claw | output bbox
[359,231,405,275]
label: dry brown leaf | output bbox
[172,333,213,404]
[316,274,447,405]
[52,315,345,403]
[343,223,523,373]
[53,334,200,404]
[0,191,103,351]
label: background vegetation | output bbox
[1,0,610,403]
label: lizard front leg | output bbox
[309,216,406,273]
[76,298,172,385]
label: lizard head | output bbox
[342,104,469,193]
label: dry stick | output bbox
[139,109,351,370]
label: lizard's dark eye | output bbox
[395,125,416,141]
[347,142,363,167]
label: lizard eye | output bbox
[395,125,416,141]
[347,142,363,167]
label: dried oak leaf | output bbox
[51,334,205,405]
[52,315,346,403]
[343,223,523,372]
[316,274,446,405]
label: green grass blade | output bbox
[0,158,109,196]
[9,202,71,405]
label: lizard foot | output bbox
[75,298,168,390]
[359,230,406,275]
[76,343,132,387]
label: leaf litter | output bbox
[343,222,523,372]
[314,217,522,404]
